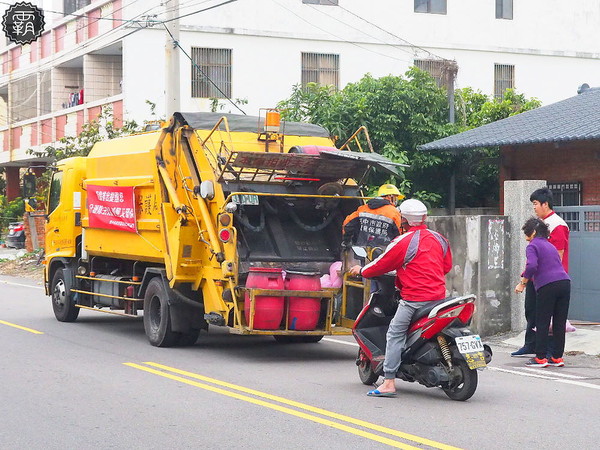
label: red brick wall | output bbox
[23,213,46,252]
[41,32,51,59]
[88,8,100,38]
[500,141,600,208]
[30,40,38,63]
[10,46,21,70]
[55,25,66,53]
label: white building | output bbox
[1,0,599,197]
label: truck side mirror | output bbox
[23,173,37,198]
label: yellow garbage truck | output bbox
[43,111,403,347]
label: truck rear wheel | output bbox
[143,278,179,347]
[52,268,80,322]
[176,328,200,346]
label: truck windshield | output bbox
[48,171,63,215]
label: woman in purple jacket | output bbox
[515,217,571,368]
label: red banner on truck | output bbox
[87,185,137,233]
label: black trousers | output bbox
[535,280,571,359]
[524,280,537,348]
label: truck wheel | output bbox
[176,328,200,346]
[52,268,80,322]
[143,278,179,347]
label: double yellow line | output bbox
[125,362,461,449]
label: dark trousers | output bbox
[535,280,571,359]
[524,280,537,348]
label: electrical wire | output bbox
[270,0,414,64]
[303,2,425,60]
[0,0,157,77]
[331,3,445,60]
[160,0,246,115]
[0,0,243,143]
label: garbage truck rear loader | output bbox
[44,112,403,347]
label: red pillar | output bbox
[5,166,20,201]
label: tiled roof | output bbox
[420,87,600,151]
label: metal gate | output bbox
[555,206,600,321]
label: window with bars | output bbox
[414,0,447,15]
[302,0,338,5]
[548,182,582,207]
[415,59,447,88]
[494,63,514,99]
[64,0,91,16]
[496,0,513,20]
[191,47,232,99]
[301,52,339,90]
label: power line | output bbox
[0,0,163,71]
[162,22,246,115]
[0,0,162,85]
[331,3,445,61]
[303,2,424,60]
[271,0,414,64]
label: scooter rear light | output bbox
[438,304,465,319]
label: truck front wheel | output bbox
[143,278,179,347]
[52,268,80,322]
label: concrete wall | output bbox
[429,215,511,337]
[84,54,122,103]
[503,180,546,332]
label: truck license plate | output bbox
[232,194,259,205]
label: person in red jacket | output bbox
[350,199,452,397]
[342,184,404,248]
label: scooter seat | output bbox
[411,298,452,322]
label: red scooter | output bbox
[352,259,492,401]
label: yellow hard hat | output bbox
[378,184,404,199]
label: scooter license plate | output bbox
[455,335,484,353]
[455,335,487,370]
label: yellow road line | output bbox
[127,362,462,450]
[0,320,44,334]
[125,363,418,449]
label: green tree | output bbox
[277,69,541,208]
[436,88,543,207]
[0,196,25,229]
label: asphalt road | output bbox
[1,274,600,450]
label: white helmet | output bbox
[399,199,427,226]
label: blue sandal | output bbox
[367,389,397,397]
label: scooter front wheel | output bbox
[357,350,379,385]
[442,358,478,401]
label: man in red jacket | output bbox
[350,199,452,397]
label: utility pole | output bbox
[165,0,180,116]
[444,60,459,215]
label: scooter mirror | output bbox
[352,246,367,258]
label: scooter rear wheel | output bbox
[442,358,478,401]
[357,350,379,385]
